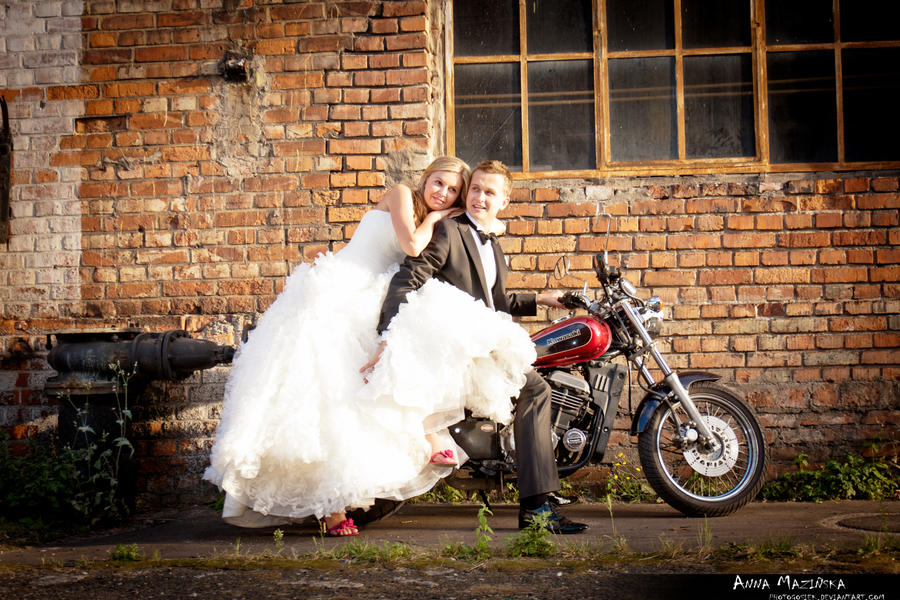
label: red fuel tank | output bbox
[531,316,612,368]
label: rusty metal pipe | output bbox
[45,328,235,396]
[47,330,234,380]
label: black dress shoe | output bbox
[547,491,578,506]
[518,502,588,535]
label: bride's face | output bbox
[422,170,463,212]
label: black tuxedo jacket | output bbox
[377,214,537,334]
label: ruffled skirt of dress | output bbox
[203,254,535,526]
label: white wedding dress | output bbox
[204,209,536,526]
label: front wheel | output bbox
[637,381,767,517]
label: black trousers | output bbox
[512,370,559,499]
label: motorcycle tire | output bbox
[346,498,406,527]
[637,381,768,517]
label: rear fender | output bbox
[630,372,720,435]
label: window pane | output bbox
[765,0,833,45]
[767,51,837,163]
[453,0,518,57]
[527,0,592,54]
[682,0,751,48]
[843,48,900,162]
[455,63,523,170]
[606,0,674,52]
[608,57,677,161]
[684,54,755,158]
[841,0,900,42]
[528,60,595,170]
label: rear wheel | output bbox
[637,381,767,517]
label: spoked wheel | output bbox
[346,498,406,527]
[637,381,768,517]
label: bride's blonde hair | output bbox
[411,156,471,225]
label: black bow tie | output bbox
[476,229,497,244]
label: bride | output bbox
[203,157,535,536]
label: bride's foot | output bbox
[322,512,358,537]
[425,432,457,466]
[429,449,458,466]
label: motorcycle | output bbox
[351,213,767,524]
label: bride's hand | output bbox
[435,207,464,220]
[359,341,386,383]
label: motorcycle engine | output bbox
[547,370,594,453]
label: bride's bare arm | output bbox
[381,184,460,257]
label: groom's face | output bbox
[466,171,510,228]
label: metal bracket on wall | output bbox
[0,96,11,244]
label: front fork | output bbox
[618,300,720,451]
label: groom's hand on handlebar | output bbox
[536,290,566,309]
[559,291,589,309]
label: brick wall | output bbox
[0,0,897,506]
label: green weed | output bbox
[603,453,657,503]
[321,539,413,563]
[762,453,899,501]
[273,528,285,553]
[109,543,143,561]
[506,512,556,558]
[441,505,494,560]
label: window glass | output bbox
[682,0,751,48]
[528,60,596,170]
[606,0,674,52]
[767,51,837,163]
[450,0,900,174]
[684,54,755,158]
[841,0,900,42]
[526,0,593,54]
[765,0,833,45]
[843,48,900,162]
[453,0,519,57]
[454,62,523,170]
[608,57,677,161]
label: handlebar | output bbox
[560,291,590,310]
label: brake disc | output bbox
[682,415,739,476]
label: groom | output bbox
[373,159,587,534]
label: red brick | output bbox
[135,46,188,62]
[833,230,887,246]
[844,177,869,193]
[871,177,899,192]
[157,79,211,94]
[273,140,327,157]
[383,1,426,17]
[723,233,776,248]
[298,35,353,52]
[328,139,381,154]
[256,39,298,55]
[372,18,399,33]
[100,13,155,29]
[273,72,325,89]
[158,11,206,27]
[778,232,831,248]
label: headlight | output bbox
[644,315,663,336]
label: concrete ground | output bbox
[2,499,898,566]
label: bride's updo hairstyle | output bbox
[411,156,471,225]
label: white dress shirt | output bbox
[465,212,497,294]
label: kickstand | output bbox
[477,489,492,510]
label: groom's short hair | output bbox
[473,160,512,196]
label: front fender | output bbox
[630,371,720,435]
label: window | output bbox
[447,0,900,177]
